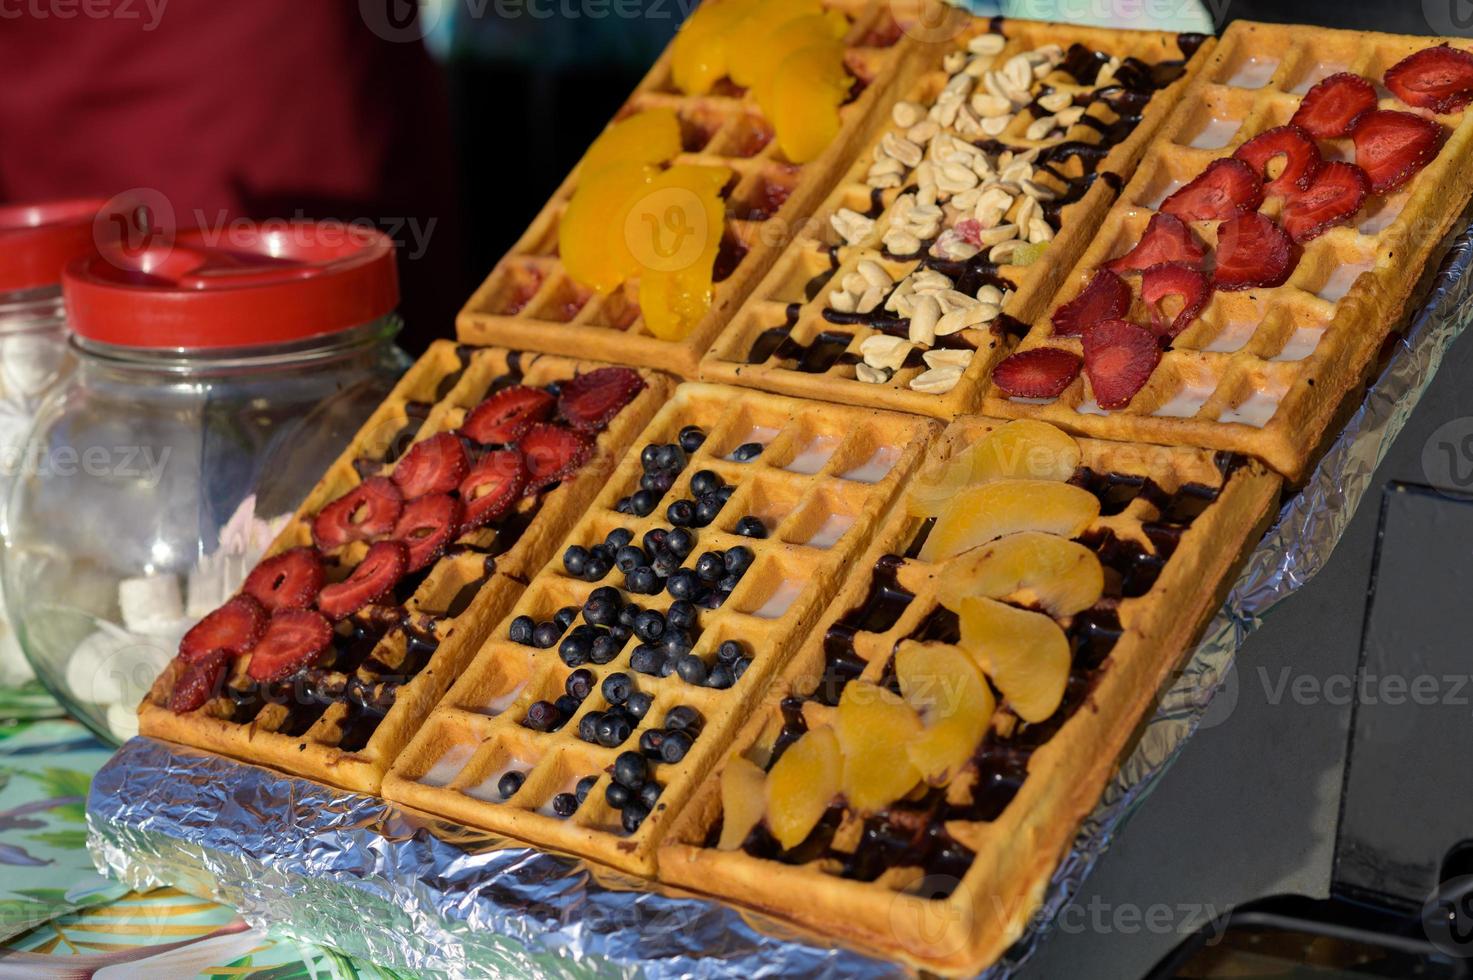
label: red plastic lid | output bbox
[0,198,110,292]
[64,221,400,350]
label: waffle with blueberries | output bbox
[657,417,1281,975]
[139,343,672,793]
[382,383,937,875]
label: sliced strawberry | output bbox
[393,493,463,572]
[392,432,470,499]
[1351,110,1447,194]
[459,450,528,529]
[317,541,409,620]
[169,648,230,713]
[1159,158,1263,222]
[460,386,555,444]
[1213,212,1297,291]
[1051,269,1131,338]
[1281,161,1370,243]
[1291,72,1378,139]
[1384,45,1473,114]
[1082,319,1161,410]
[245,609,334,684]
[991,348,1082,398]
[179,594,266,663]
[519,423,592,491]
[242,547,325,613]
[559,367,645,432]
[1106,212,1208,274]
[1141,263,1211,340]
[1233,125,1322,197]
[312,477,403,551]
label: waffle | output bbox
[455,0,935,379]
[700,18,1214,418]
[979,21,1473,480]
[657,418,1280,976]
[382,383,938,875]
[138,343,673,794]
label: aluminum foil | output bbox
[87,217,1473,979]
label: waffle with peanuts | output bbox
[700,18,1214,419]
[382,382,937,876]
[657,418,1280,975]
[980,21,1473,479]
[140,342,672,794]
[455,0,938,379]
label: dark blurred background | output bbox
[0,0,1464,352]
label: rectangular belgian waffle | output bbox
[382,383,938,875]
[980,20,1473,479]
[139,343,672,794]
[657,418,1280,975]
[455,0,933,378]
[700,18,1213,418]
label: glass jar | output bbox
[1,223,412,742]
[0,200,108,699]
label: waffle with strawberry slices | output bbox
[455,0,936,379]
[658,418,1280,976]
[982,21,1473,480]
[383,383,937,876]
[700,18,1214,419]
[140,343,671,793]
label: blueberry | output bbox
[717,574,742,595]
[589,633,621,665]
[532,621,562,649]
[605,527,633,550]
[610,623,633,644]
[497,770,525,800]
[678,425,706,452]
[666,599,697,632]
[590,585,621,606]
[638,782,662,810]
[695,551,725,582]
[626,565,658,595]
[717,640,744,662]
[523,700,561,732]
[618,603,639,627]
[659,655,677,678]
[724,546,754,573]
[674,654,708,686]
[734,516,767,538]
[578,711,602,743]
[689,469,719,497]
[583,555,613,581]
[660,730,694,763]
[630,644,667,676]
[613,751,648,788]
[554,694,582,718]
[655,444,685,472]
[665,528,694,558]
[651,551,681,578]
[558,633,591,667]
[583,594,618,627]
[707,664,735,689]
[615,496,633,514]
[615,545,646,574]
[621,803,650,834]
[664,705,703,733]
[509,615,535,645]
[575,774,599,805]
[642,528,668,554]
[667,568,699,600]
[734,656,753,679]
[601,672,633,705]
[630,489,657,517]
[661,632,692,658]
[554,605,579,631]
[717,485,735,504]
[626,690,654,721]
[731,442,763,462]
[640,444,661,471]
[563,545,589,576]
[693,495,723,527]
[639,729,666,757]
[633,609,666,642]
[565,668,595,701]
[552,792,580,817]
[667,498,696,527]
[605,781,632,809]
[640,471,674,495]
[597,713,632,747]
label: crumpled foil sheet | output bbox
[87,219,1473,979]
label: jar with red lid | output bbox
[0,221,412,741]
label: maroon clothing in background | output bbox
[0,0,461,350]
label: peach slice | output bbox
[908,420,1082,517]
[717,755,768,850]
[958,597,1071,724]
[770,40,849,165]
[582,108,682,177]
[895,641,995,783]
[836,680,924,812]
[919,480,1100,563]
[750,11,850,113]
[726,0,825,88]
[560,162,654,294]
[937,531,1104,618]
[670,0,759,96]
[765,726,842,850]
[628,164,731,339]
